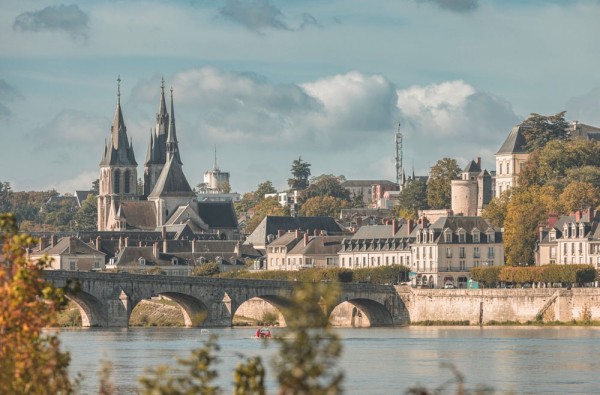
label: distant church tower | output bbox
[98,77,138,231]
[203,147,230,193]
[143,77,170,197]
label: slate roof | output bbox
[244,216,347,246]
[288,236,345,255]
[148,156,195,198]
[41,237,105,256]
[463,160,481,173]
[497,124,529,154]
[196,201,238,229]
[100,100,137,166]
[75,190,96,206]
[352,225,396,239]
[119,201,157,230]
[416,216,501,244]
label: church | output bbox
[97,78,239,240]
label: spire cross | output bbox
[117,75,121,103]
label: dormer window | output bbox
[472,229,480,243]
[457,229,466,243]
[171,257,178,265]
[579,223,585,238]
[444,229,452,243]
[563,225,570,238]
[429,230,434,243]
[549,231,556,242]
[486,229,495,243]
[138,257,146,266]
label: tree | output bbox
[0,181,12,213]
[559,181,600,214]
[482,189,513,228]
[92,179,100,194]
[0,213,74,394]
[273,282,343,394]
[521,111,569,152]
[255,181,277,200]
[503,185,559,265]
[300,174,350,204]
[246,197,286,234]
[191,262,221,277]
[565,165,600,190]
[73,194,98,231]
[288,157,311,190]
[427,158,461,209]
[219,181,231,194]
[395,179,428,219]
[299,195,348,218]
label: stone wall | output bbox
[403,288,600,324]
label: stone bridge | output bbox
[42,271,409,328]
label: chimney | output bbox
[96,236,101,250]
[163,239,168,254]
[191,240,196,254]
[408,219,414,235]
[477,157,481,167]
[314,228,319,236]
[124,237,129,247]
[295,229,301,239]
[576,210,581,223]
[161,226,167,240]
[392,219,398,236]
[236,240,242,257]
[278,229,285,237]
[304,232,309,246]
[50,234,57,248]
[547,210,559,229]
[153,242,159,260]
[69,237,77,253]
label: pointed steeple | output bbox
[100,76,137,166]
[166,87,182,165]
[213,145,219,171]
[155,76,169,163]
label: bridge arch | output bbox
[329,298,394,327]
[64,290,108,327]
[152,292,210,327]
[232,294,294,327]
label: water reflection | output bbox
[59,326,600,395]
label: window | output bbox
[549,232,555,242]
[488,247,495,258]
[459,247,466,259]
[444,231,452,243]
[114,169,121,193]
[124,169,131,193]
[459,261,466,271]
[69,261,76,270]
[473,247,480,258]
[446,247,452,258]
[94,261,100,269]
[458,232,465,243]
[385,256,389,265]
[341,257,345,266]
[550,247,556,259]
[474,260,480,267]
[473,232,480,243]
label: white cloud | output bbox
[13,4,90,42]
[43,170,97,194]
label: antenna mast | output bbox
[395,123,404,190]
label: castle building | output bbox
[450,158,493,216]
[495,125,529,196]
[202,148,230,194]
[97,78,238,240]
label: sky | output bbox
[2,0,600,195]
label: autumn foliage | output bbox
[0,213,74,394]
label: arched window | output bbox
[114,169,121,193]
[124,170,131,193]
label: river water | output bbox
[59,326,600,394]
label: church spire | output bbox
[100,76,137,166]
[165,87,182,165]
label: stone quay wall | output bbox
[402,287,600,324]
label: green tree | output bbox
[427,158,461,209]
[565,165,600,190]
[395,179,428,219]
[300,174,350,203]
[0,213,74,394]
[255,181,277,200]
[482,189,513,228]
[0,181,12,213]
[288,157,311,191]
[521,111,569,152]
[73,194,98,231]
[503,185,559,265]
[192,262,221,277]
[299,195,348,218]
[273,282,343,394]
